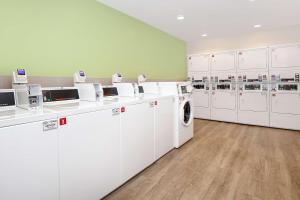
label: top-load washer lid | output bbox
[159,82,178,96]
[138,86,144,94]
[42,88,79,103]
[180,99,193,126]
[0,107,57,128]
[112,83,135,97]
[103,87,118,97]
[0,90,16,110]
[140,82,160,94]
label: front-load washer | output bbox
[159,82,194,148]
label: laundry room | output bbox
[0,0,299,200]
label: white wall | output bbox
[188,25,300,54]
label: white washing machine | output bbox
[42,87,123,200]
[237,72,269,126]
[104,83,157,184]
[138,82,175,159]
[159,82,194,148]
[188,71,210,119]
[0,89,59,200]
[269,70,300,130]
[210,72,237,123]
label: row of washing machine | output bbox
[0,69,193,200]
[189,70,300,131]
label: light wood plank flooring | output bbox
[104,119,300,200]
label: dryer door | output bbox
[180,99,193,126]
[239,92,268,112]
[271,93,300,115]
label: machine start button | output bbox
[59,117,67,126]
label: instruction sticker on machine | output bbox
[43,120,58,132]
[112,108,120,115]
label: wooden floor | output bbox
[104,119,300,200]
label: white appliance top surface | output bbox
[0,108,57,128]
[43,101,119,116]
[159,82,179,96]
[142,93,175,100]
[140,82,160,95]
[103,96,147,106]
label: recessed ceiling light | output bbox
[249,0,256,2]
[177,15,184,21]
[254,24,262,28]
[202,34,208,37]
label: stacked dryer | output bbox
[237,47,269,126]
[210,51,237,123]
[269,44,300,130]
[188,54,211,119]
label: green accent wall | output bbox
[0,0,186,80]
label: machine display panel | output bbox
[103,87,118,97]
[245,84,261,90]
[278,84,298,91]
[281,78,295,82]
[217,84,230,90]
[181,86,188,94]
[193,84,205,89]
[247,79,260,82]
[42,89,79,102]
[17,69,26,76]
[138,86,144,94]
[219,80,231,83]
[0,92,15,107]
[79,71,85,77]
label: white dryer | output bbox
[270,43,300,71]
[159,82,194,148]
[237,72,269,126]
[270,70,300,130]
[188,72,210,119]
[210,72,237,123]
[188,54,210,72]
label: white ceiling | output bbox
[97,0,300,43]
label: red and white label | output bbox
[59,117,67,126]
[121,107,126,113]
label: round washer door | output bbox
[180,99,193,126]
